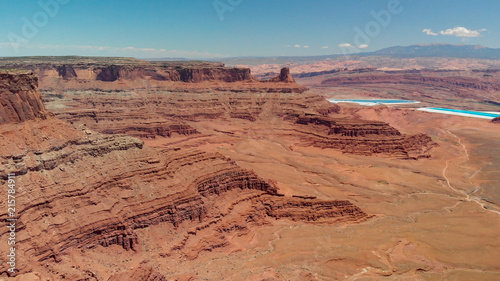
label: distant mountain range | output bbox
[3,44,500,66]
[368,44,500,59]
[217,44,500,66]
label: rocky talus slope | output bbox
[0,71,371,280]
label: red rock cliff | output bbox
[0,59,306,93]
[0,71,49,124]
[0,70,371,279]
[267,67,295,83]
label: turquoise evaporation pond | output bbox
[328,99,418,104]
[428,107,500,118]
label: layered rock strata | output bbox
[0,58,306,93]
[43,90,339,139]
[0,71,49,124]
[266,67,296,83]
[289,114,436,158]
[43,88,435,158]
[0,70,372,279]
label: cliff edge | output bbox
[0,71,49,124]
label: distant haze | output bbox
[1,1,499,58]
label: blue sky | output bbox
[0,0,498,58]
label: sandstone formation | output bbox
[0,57,307,93]
[92,64,255,83]
[0,68,371,280]
[289,114,436,158]
[256,196,369,222]
[21,58,435,159]
[1,58,497,280]
[46,87,434,158]
[0,71,49,124]
[56,65,78,80]
[42,86,434,159]
[267,67,295,83]
[44,88,341,138]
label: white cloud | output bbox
[303,46,310,48]
[338,43,354,48]
[423,29,438,36]
[0,43,15,48]
[294,44,301,48]
[439,27,485,37]
[321,46,329,49]
[358,44,369,49]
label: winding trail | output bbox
[442,129,500,216]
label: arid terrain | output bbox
[301,68,500,112]
[232,56,500,112]
[0,57,499,280]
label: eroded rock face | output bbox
[177,67,255,83]
[42,86,436,158]
[267,67,295,83]
[0,70,372,280]
[94,65,256,83]
[56,65,77,79]
[0,71,49,124]
[255,196,369,223]
[0,120,283,277]
[44,90,339,139]
[0,59,307,93]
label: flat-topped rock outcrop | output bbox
[0,57,307,93]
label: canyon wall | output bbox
[0,71,49,124]
[43,87,434,159]
[0,59,306,93]
[0,58,436,159]
[0,68,371,280]
[287,114,435,159]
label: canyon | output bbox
[0,57,306,94]
[0,59,499,280]
[232,56,500,111]
[0,67,371,280]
